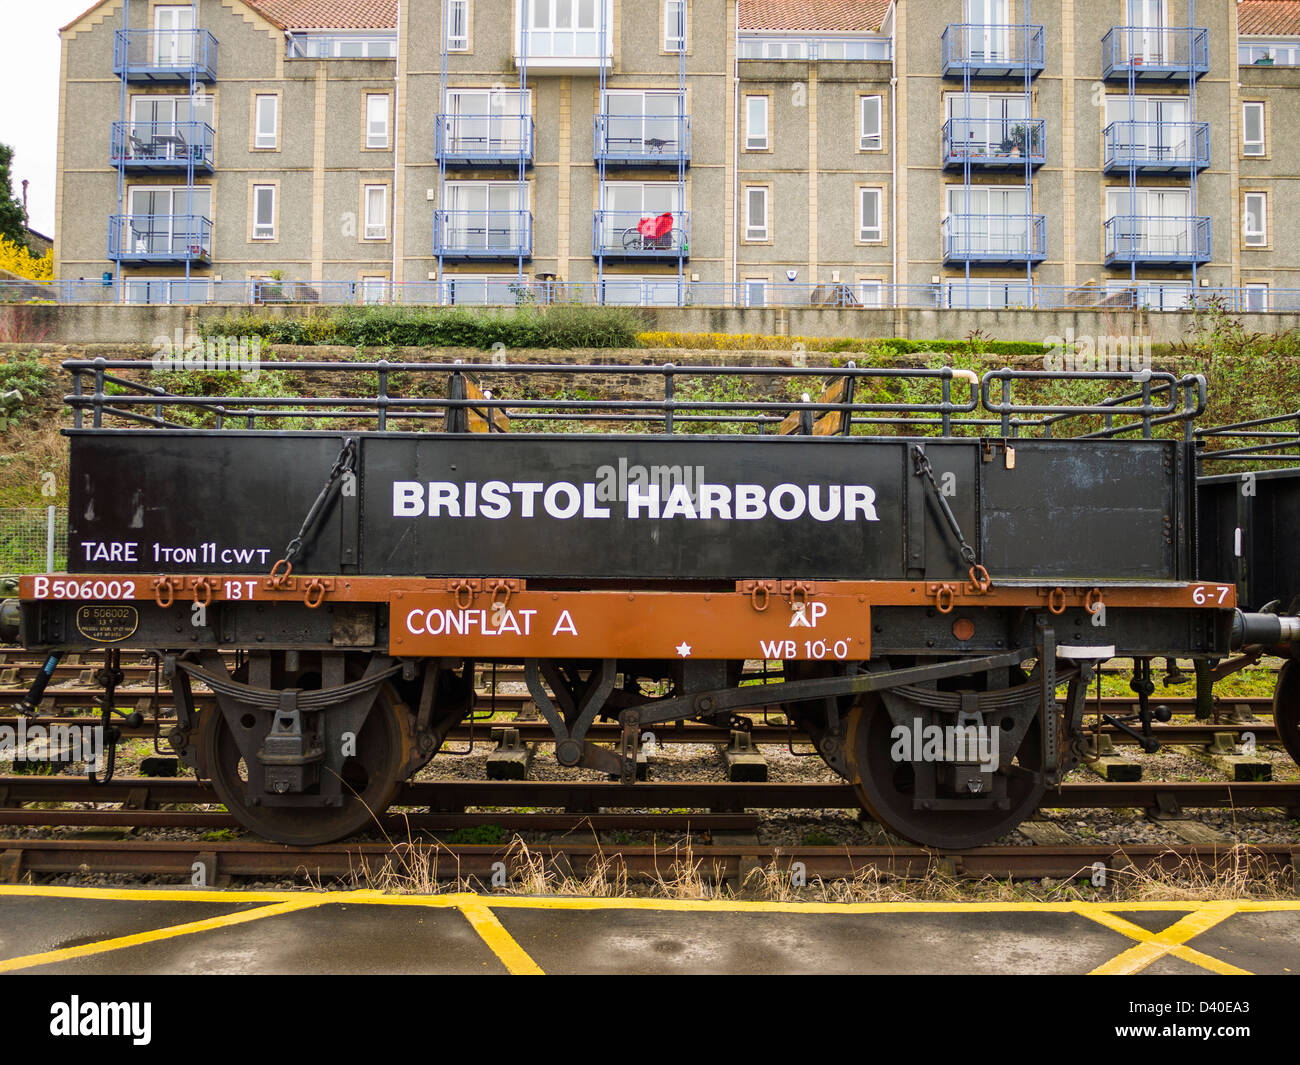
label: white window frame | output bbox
[1242,102,1266,157]
[859,95,883,151]
[743,186,768,242]
[744,95,769,151]
[1243,192,1267,248]
[366,94,390,149]
[252,184,276,240]
[663,0,686,52]
[364,184,390,241]
[743,277,768,307]
[360,276,389,304]
[856,280,886,307]
[858,187,883,243]
[254,94,278,149]
[447,0,470,51]
[1244,283,1269,312]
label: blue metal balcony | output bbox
[592,211,690,260]
[435,114,533,167]
[433,210,532,260]
[594,114,691,167]
[941,24,1045,78]
[1102,27,1209,80]
[1105,215,1211,266]
[941,118,1045,169]
[113,29,218,82]
[107,214,212,263]
[110,121,215,172]
[1103,121,1209,174]
[941,214,1046,264]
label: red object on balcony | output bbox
[637,212,674,240]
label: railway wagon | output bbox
[10,358,1299,850]
[1197,412,1300,766]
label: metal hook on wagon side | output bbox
[304,579,326,609]
[1048,587,1067,615]
[152,577,175,609]
[452,581,475,609]
[268,557,293,588]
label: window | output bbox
[254,94,278,149]
[663,0,686,52]
[948,91,1031,155]
[600,275,685,306]
[1245,284,1269,312]
[745,96,768,150]
[443,182,530,251]
[444,89,532,154]
[153,5,195,66]
[366,94,390,149]
[1105,187,1192,255]
[744,186,768,242]
[859,95,882,151]
[364,184,389,240]
[945,278,1033,310]
[525,0,608,58]
[948,185,1033,254]
[856,280,885,307]
[602,90,684,155]
[361,276,389,304]
[1243,102,1266,157]
[1244,192,1267,247]
[598,181,681,250]
[447,0,469,51]
[743,278,767,307]
[124,186,212,256]
[252,185,275,240]
[858,187,883,243]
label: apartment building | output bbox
[51,0,1300,307]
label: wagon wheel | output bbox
[198,678,409,846]
[1272,659,1300,765]
[843,693,1047,851]
[621,228,644,251]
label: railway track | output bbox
[2,774,1297,814]
[1,836,1295,883]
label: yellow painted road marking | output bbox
[0,898,326,973]
[457,900,544,975]
[1084,903,1251,976]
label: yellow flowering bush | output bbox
[0,238,53,280]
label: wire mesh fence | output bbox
[0,507,68,574]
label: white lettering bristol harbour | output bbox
[391,480,880,522]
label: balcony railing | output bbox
[110,121,215,172]
[941,24,1045,77]
[1104,215,1211,265]
[433,210,532,259]
[592,211,690,260]
[737,36,892,61]
[1102,27,1209,80]
[941,214,1047,264]
[1102,121,1209,173]
[941,118,1045,169]
[435,114,534,166]
[594,114,690,166]
[107,214,212,263]
[113,29,218,81]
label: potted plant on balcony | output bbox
[998,136,1015,158]
[1010,123,1040,158]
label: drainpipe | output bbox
[732,0,739,294]
[393,1,401,294]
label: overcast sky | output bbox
[2,1,101,238]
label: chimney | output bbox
[20,179,28,225]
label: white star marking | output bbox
[676,641,692,658]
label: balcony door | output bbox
[600,182,681,247]
[1108,95,1188,159]
[947,93,1028,154]
[153,6,195,67]
[1126,0,1168,63]
[603,91,684,154]
[946,185,1030,254]
[1107,187,1189,255]
[444,183,527,251]
[966,0,1009,60]
[527,0,604,58]
[126,186,211,255]
[445,90,530,154]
